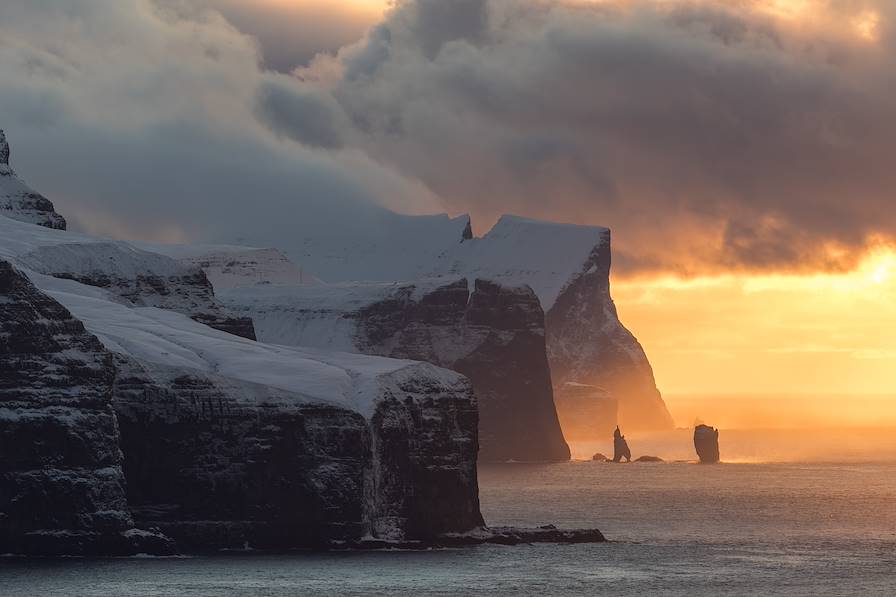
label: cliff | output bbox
[222,277,570,462]
[0,260,172,555]
[211,215,673,439]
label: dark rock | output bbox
[0,259,174,556]
[592,453,609,462]
[694,424,720,464]
[0,129,9,165]
[353,278,570,463]
[634,456,664,463]
[437,525,606,547]
[613,426,631,463]
[461,218,474,241]
[348,525,606,549]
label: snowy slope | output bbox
[0,214,178,276]
[423,216,609,311]
[209,212,472,284]
[221,278,463,351]
[137,243,323,290]
[29,270,461,419]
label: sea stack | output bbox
[694,424,721,463]
[613,426,632,462]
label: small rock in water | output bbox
[592,453,609,462]
[613,426,632,462]
[634,455,664,463]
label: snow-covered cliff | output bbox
[0,260,173,555]
[218,215,673,434]
[0,152,484,553]
[223,277,570,462]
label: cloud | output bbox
[288,0,896,274]
[2,0,894,277]
[178,0,386,72]
[0,0,440,247]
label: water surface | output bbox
[3,462,895,596]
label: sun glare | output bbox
[853,10,881,42]
[615,246,896,405]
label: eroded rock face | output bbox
[230,278,570,462]
[357,278,569,462]
[367,366,483,540]
[0,260,171,555]
[0,131,67,230]
[546,231,674,431]
[112,360,482,549]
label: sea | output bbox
[2,452,895,597]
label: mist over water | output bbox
[573,393,896,463]
[665,394,896,430]
[570,428,896,463]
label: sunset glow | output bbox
[616,246,896,425]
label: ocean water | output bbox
[2,461,895,596]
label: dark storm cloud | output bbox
[0,0,439,244]
[255,79,348,150]
[293,0,896,274]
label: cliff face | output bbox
[224,277,570,463]
[545,231,674,431]
[0,257,483,554]
[0,260,171,555]
[112,359,482,549]
[0,130,66,230]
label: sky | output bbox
[0,0,893,422]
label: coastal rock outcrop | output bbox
[0,260,172,555]
[0,130,66,230]
[694,424,721,464]
[0,258,485,554]
[222,277,570,462]
[113,359,482,549]
[634,456,664,463]
[613,427,632,463]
